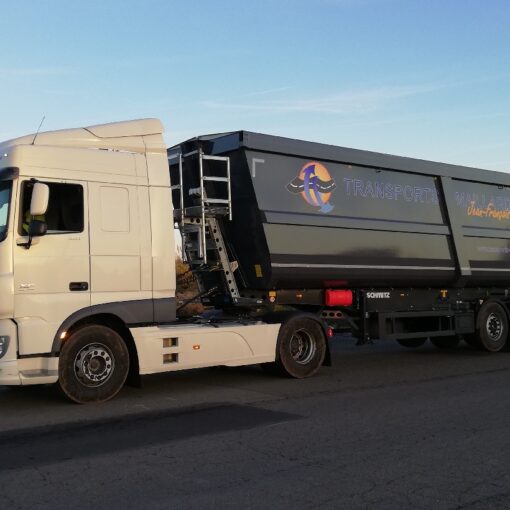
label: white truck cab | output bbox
[0,119,327,403]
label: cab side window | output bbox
[19,181,84,235]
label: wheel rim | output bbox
[486,312,503,342]
[74,342,115,387]
[289,328,316,365]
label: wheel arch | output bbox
[53,312,141,386]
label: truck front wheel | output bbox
[269,317,326,378]
[57,325,130,404]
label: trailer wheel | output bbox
[273,317,326,378]
[57,325,130,404]
[476,302,509,352]
[430,336,460,349]
[397,338,427,348]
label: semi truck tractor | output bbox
[0,118,509,403]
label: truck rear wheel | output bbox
[476,302,509,352]
[57,325,130,404]
[430,336,460,349]
[271,317,326,378]
[397,338,427,348]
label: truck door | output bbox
[14,179,90,355]
[87,182,150,304]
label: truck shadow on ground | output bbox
[0,403,300,472]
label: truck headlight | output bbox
[0,336,10,359]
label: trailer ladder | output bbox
[170,149,241,303]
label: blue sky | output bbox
[1,0,510,170]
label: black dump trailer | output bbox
[169,132,510,352]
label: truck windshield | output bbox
[0,181,12,241]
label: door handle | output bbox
[69,282,89,291]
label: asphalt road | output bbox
[2,335,510,509]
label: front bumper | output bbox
[0,319,58,385]
[0,357,59,386]
[0,359,22,384]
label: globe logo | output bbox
[287,161,336,213]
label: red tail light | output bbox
[325,289,353,307]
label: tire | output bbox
[476,302,509,352]
[270,317,327,378]
[430,336,460,349]
[58,325,130,404]
[397,338,427,348]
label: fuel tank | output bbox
[170,132,510,290]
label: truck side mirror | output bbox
[18,218,47,249]
[30,182,49,216]
[28,219,47,238]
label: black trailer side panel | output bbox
[225,149,457,289]
[444,178,510,285]
[170,131,510,291]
